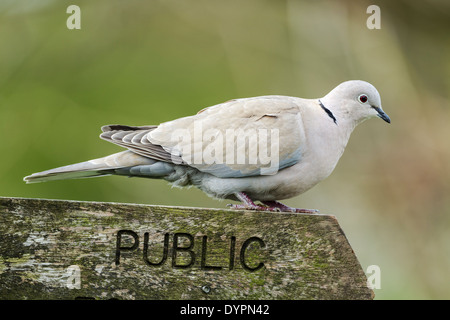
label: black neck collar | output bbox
[318,99,337,125]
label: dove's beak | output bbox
[372,106,391,123]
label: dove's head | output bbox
[321,80,390,125]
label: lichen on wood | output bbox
[0,196,373,300]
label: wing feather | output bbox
[99,96,306,178]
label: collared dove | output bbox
[24,80,390,213]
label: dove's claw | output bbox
[228,192,281,212]
[262,201,319,214]
[227,203,281,212]
[229,192,318,214]
[294,208,319,214]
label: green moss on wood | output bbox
[0,196,373,300]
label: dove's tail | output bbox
[23,151,170,184]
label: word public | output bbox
[115,230,266,272]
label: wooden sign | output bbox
[0,197,373,299]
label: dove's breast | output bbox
[192,102,353,201]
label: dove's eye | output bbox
[358,94,368,103]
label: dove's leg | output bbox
[227,192,281,212]
[261,201,319,214]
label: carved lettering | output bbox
[114,230,265,272]
[201,235,222,270]
[115,230,139,266]
[172,233,195,268]
[240,237,265,271]
[143,232,169,266]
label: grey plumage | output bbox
[24,80,390,212]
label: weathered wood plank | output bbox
[0,197,373,300]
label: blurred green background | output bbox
[1,0,449,299]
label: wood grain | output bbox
[0,197,373,300]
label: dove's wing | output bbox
[99,125,182,163]
[101,96,307,178]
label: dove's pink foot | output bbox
[228,192,319,214]
[227,192,281,212]
[227,204,282,212]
